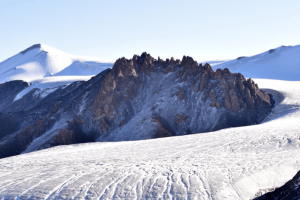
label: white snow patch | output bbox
[213,45,300,81]
[14,76,92,101]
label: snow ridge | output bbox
[0,43,113,84]
[0,44,113,100]
[213,44,300,81]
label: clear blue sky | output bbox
[0,0,299,63]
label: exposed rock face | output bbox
[254,171,300,200]
[0,53,274,158]
[55,129,75,145]
[0,80,29,109]
[174,113,187,124]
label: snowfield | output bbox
[212,44,300,81]
[0,79,299,200]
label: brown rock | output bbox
[200,72,209,91]
[119,119,125,126]
[104,104,110,116]
[215,69,223,78]
[49,102,61,116]
[211,101,216,107]
[229,89,240,112]
[55,129,75,145]
[220,78,229,92]
[151,105,158,110]
[238,96,244,107]
[256,90,271,106]
[193,84,200,93]
[243,102,247,110]
[228,77,237,90]
[203,63,214,78]
[209,89,217,101]
[216,100,221,109]
[99,118,109,132]
[185,128,191,134]
[174,113,187,124]
[181,56,196,68]
[224,95,232,110]
[244,87,255,109]
[127,81,139,100]
[177,87,185,100]
[151,116,174,138]
[164,65,174,74]
[223,68,232,76]
[237,79,245,93]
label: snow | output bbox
[1,45,300,199]
[213,45,300,81]
[14,76,92,101]
[0,78,299,199]
[0,44,113,83]
[201,60,229,67]
[0,44,113,100]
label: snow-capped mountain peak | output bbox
[213,44,300,81]
[0,44,113,84]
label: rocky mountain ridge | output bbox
[0,52,274,158]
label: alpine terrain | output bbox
[0,44,299,199]
[0,46,274,159]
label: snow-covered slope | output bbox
[0,44,113,83]
[0,78,299,200]
[13,76,92,101]
[213,45,300,81]
[201,60,229,67]
[0,44,113,99]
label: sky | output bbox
[0,0,300,63]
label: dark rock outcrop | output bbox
[269,49,276,54]
[254,171,300,200]
[0,80,29,109]
[174,113,187,124]
[0,53,274,158]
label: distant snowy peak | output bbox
[200,60,229,67]
[213,44,300,81]
[19,44,43,54]
[233,45,293,61]
[0,43,113,84]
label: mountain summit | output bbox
[213,44,300,81]
[0,44,113,84]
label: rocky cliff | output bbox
[0,53,274,158]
